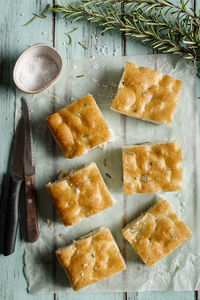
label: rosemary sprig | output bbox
[26,0,200,69]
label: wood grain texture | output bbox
[0,0,198,299]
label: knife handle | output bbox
[4,174,23,256]
[24,175,39,242]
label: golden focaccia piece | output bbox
[111,62,183,125]
[122,141,183,195]
[122,198,192,267]
[46,94,113,158]
[46,163,114,226]
[56,226,126,291]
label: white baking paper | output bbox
[15,54,200,293]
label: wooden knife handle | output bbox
[4,174,23,256]
[24,175,39,242]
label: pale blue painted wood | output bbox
[0,0,198,299]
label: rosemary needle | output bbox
[79,42,88,49]
[65,33,72,45]
[76,75,85,78]
[67,27,79,34]
[65,27,79,45]
[33,13,47,19]
[24,3,49,26]
[24,16,37,26]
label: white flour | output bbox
[19,54,59,91]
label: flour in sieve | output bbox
[19,55,59,91]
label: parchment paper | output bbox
[15,54,200,293]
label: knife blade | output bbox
[21,97,39,243]
[4,115,25,256]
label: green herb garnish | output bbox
[65,27,79,45]
[141,176,148,183]
[134,109,138,112]
[24,4,49,26]
[123,150,134,155]
[76,75,85,78]
[33,13,46,19]
[84,103,87,107]
[169,233,175,239]
[67,27,79,34]
[148,85,155,90]
[79,41,87,49]
[130,228,140,233]
[65,33,72,45]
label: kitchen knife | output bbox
[4,116,25,256]
[21,97,39,243]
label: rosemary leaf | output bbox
[79,41,88,49]
[76,74,85,78]
[42,3,50,15]
[123,150,134,155]
[67,27,79,34]
[65,33,72,45]
[141,176,148,183]
[24,3,50,26]
[33,13,47,19]
[23,16,36,26]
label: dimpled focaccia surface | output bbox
[111,62,183,125]
[46,94,113,158]
[56,227,126,291]
[122,198,192,267]
[122,141,183,195]
[46,163,114,226]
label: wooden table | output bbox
[0,0,199,299]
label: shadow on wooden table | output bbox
[0,56,16,92]
[0,131,16,254]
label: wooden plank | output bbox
[56,293,123,300]
[136,292,196,300]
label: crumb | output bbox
[47,219,55,232]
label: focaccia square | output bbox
[111,62,183,125]
[122,197,192,267]
[46,94,113,158]
[56,226,126,291]
[46,163,114,226]
[122,141,183,195]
